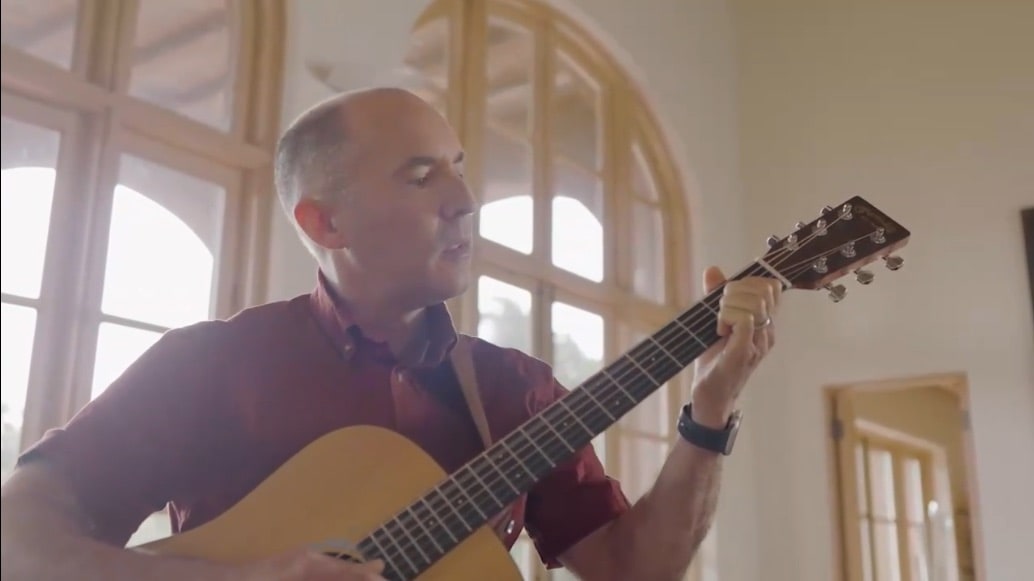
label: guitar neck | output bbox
[358,261,777,577]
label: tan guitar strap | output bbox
[449,334,493,450]
[449,335,515,540]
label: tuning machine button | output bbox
[854,268,875,285]
[883,255,904,271]
[825,283,847,302]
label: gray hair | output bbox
[273,96,351,215]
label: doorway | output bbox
[825,373,985,581]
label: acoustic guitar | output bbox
[138,196,910,580]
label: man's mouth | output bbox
[442,240,472,258]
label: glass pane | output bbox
[402,17,450,116]
[91,323,163,399]
[129,0,238,131]
[856,443,869,515]
[623,387,670,436]
[868,447,897,519]
[860,520,874,581]
[485,16,533,137]
[632,201,665,303]
[2,117,61,300]
[102,154,224,329]
[620,330,669,435]
[903,456,925,523]
[0,0,79,69]
[618,435,668,503]
[480,134,533,254]
[552,51,601,171]
[1,303,37,483]
[873,521,902,581]
[631,142,659,202]
[551,302,604,389]
[476,276,532,354]
[908,524,931,581]
[552,162,603,282]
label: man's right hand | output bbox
[238,549,387,581]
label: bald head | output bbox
[273,87,433,214]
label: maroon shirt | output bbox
[19,272,629,568]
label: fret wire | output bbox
[418,495,457,544]
[406,505,443,556]
[464,459,503,505]
[579,385,616,420]
[556,398,594,436]
[517,425,555,467]
[381,523,418,576]
[477,452,520,495]
[499,439,534,478]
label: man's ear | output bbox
[294,198,349,250]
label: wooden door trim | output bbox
[822,371,986,581]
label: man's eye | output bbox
[410,170,431,186]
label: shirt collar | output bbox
[308,270,458,368]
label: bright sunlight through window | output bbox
[479,195,604,282]
[1,167,216,403]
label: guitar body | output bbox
[138,425,521,580]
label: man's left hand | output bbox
[689,265,782,428]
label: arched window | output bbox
[0,0,284,543]
[403,1,702,579]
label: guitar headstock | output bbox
[760,196,910,302]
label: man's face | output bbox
[330,92,475,308]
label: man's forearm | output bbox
[1,481,233,581]
[603,434,724,580]
[1,507,234,581]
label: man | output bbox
[0,88,780,580]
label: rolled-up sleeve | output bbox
[519,371,631,568]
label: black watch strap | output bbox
[677,404,742,456]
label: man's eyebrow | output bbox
[395,152,465,175]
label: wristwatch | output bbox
[677,404,742,456]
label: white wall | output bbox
[732,1,1034,580]
[266,1,758,579]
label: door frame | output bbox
[822,371,987,581]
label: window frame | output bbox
[2,0,285,455]
[408,1,699,578]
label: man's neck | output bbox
[321,268,427,354]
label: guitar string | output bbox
[351,217,863,579]
[351,216,870,578]
[357,219,864,580]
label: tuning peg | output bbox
[767,235,780,248]
[883,255,904,271]
[854,268,875,285]
[822,205,835,214]
[795,221,808,231]
[840,241,856,258]
[825,283,847,302]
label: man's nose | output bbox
[441,177,478,220]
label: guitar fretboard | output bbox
[358,263,775,581]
